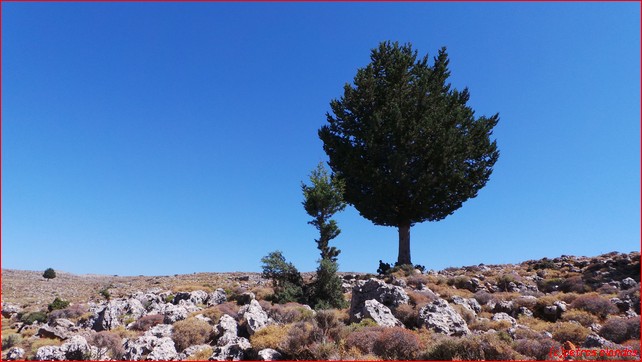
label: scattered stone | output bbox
[146,324,173,338]
[1,302,21,318]
[417,298,470,336]
[451,296,481,315]
[492,300,514,315]
[36,325,70,340]
[257,348,282,361]
[621,277,636,289]
[236,292,256,305]
[35,345,66,361]
[216,314,239,346]
[163,304,190,324]
[492,312,517,326]
[5,347,25,360]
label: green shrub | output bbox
[310,259,347,309]
[43,268,56,280]
[2,334,22,349]
[261,251,305,304]
[48,298,70,312]
[21,311,47,325]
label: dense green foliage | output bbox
[20,311,47,325]
[48,297,70,312]
[302,163,347,309]
[311,259,347,309]
[301,162,346,262]
[319,41,499,264]
[261,251,305,304]
[43,268,56,280]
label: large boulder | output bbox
[37,325,71,340]
[492,312,517,326]
[451,296,482,315]
[1,302,21,318]
[621,277,637,289]
[123,335,178,361]
[207,289,227,306]
[216,314,239,346]
[210,338,251,361]
[146,324,173,338]
[349,279,409,323]
[163,304,190,324]
[179,344,212,360]
[239,299,269,335]
[357,299,402,327]
[417,298,471,336]
[93,299,128,331]
[34,336,92,361]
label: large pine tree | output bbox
[319,41,500,265]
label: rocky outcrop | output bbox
[1,302,21,318]
[451,296,481,315]
[239,299,269,335]
[123,335,178,361]
[417,299,470,336]
[178,345,212,360]
[210,338,251,361]
[34,335,92,361]
[207,289,227,306]
[356,299,402,327]
[349,279,409,323]
[492,312,517,326]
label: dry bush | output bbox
[422,333,525,360]
[451,304,475,324]
[513,296,538,310]
[89,331,125,359]
[315,310,344,342]
[561,309,599,327]
[196,307,223,324]
[407,290,435,307]
[48,304,88,323]
[570,293,617,319]
[394,304,419,329]
[172,317,212,351]
[513,337,560,360]
[215,301,239,319]
[281,321,323,360]
[266,303,314,324]
[599,317,640,343]
[407,274,429,289]
[111,325,141,340]
[468,318,512,332]
[474,290,493,306]
[131,314,164,331]
[310,342,341,360]
[344,326,384,355]
[560,276,590,293]
[2,334,22,349]
[185,347,213,361]
[250,324,291,350]
[171,284,212,293]
[551,321,590,345]
[251,286,274,301]
[596,284,619,295]
[372,327,420,360]
[516,315,554,332]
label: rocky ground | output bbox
[1,251,640,360]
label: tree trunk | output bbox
[397,222,411,265]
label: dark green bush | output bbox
[21,311,47,325]
[48,297,70,312]
[43,268,56,280]
[261,251,305,304]
[310,259,346,309]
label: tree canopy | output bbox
[319,41,499,265]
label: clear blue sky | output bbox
[2,2,639,276]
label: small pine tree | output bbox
[302,163,347,309]
[260,251,305,304]
[43,268,56,280]
[311,259,347,309]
